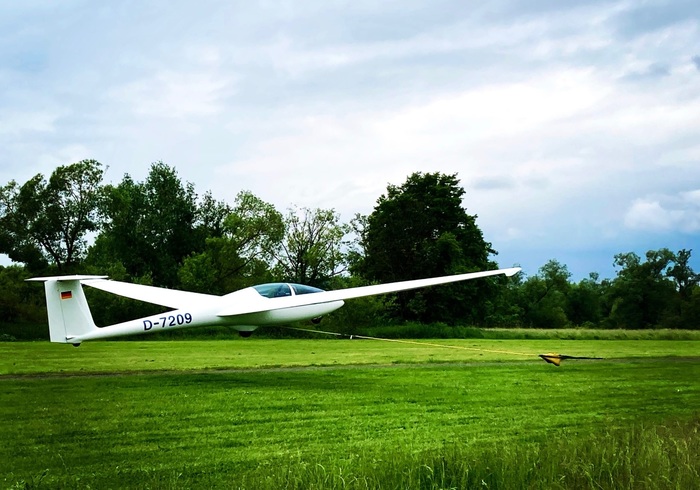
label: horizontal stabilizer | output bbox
[27,275,108,282]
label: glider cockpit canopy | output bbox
[252,283,325,298]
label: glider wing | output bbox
[81,278,220,309]
[217,267,521,317]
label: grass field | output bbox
[2,339,699,489]
[3,337,700,375]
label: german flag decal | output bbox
[60,291,72,300]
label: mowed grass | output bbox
[1,339,699,489]
[2,338,700,375]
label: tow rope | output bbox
[286,327,602,366]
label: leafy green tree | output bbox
[90,162,202,288]
[668,249,699,301]
[346,213,369,279]
[664,249,700,328]
[568,273,606,327]
[358,172,497,323]
[179,191,284,294]
[0,265,45,324]
[518,260,572,328]
[683,286,700,329]
[0,160,105,272]
[608,249,677,328]
[273,206,349,288]
[484,266,525,327]
[88,174,146,276]
[195,191,232,240]
[0,179,47,271]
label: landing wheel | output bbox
[238,331,253,338]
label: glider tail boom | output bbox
[27,275,106,344]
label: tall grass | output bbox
[19,416,694,489]
[196,417,700,489]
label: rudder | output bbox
[28,275,106,344]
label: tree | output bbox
[195,191,232,241]
[683,287,700,329]
[568,273,606,327]
[663,249,700,328]
[179,191,284,294]
[358,172,497,323]
[520,260,572,328]
[484,265,525,327]
[90,162,202,288]
[608,249,677,328]
[0,265,45,324]
[0,159,105,272]
[273,206,349,288]
[668,249,699,300]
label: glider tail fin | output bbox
[27,275,106,344]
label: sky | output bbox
[1,0,699,280]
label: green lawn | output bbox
[2,338,699,375]
[2,340,699,489]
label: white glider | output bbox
[28,267,521,345]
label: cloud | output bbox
[624,191,700,233]
[621,62,670,81]
[2,0,700,278]
[657,144,700,168]
[614,1,700,38]
[35,144,95,171]
[469,176,516,191]
[624,199,680,232]
[108,71,233,119]
[683,189,700,205]
[0,110,57,135]
[693,55,700,71]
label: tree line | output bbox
[1,160,698,335]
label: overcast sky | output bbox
[2,0,699,280]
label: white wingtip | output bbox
[504,267,521,277]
